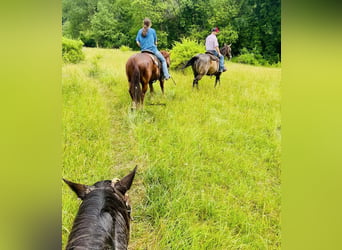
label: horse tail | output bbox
[182,56,199,70]
[130,63,142,105]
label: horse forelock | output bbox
[66,189,130,250]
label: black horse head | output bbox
[63,166,137,250]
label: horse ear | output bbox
[63,179,90,200]
[228,44,231,47]
[114,166,137,195]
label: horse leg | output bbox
[192,78,198,89]
[149,82,154,94]
[214,76,221,88]
[192,73,198,89]
[128,88,133,99]
[141,82,149,105]
[214,74,221,88]
[159,79,165,94]
[193,74,203,89]
[214,78,219,88]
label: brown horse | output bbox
[183,44,232,88]
[126,51,170,109]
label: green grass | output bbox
[62,48,281,249]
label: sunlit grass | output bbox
[62,48,281,249]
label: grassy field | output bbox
[62,47,281,249]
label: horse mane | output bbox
[66,188,130,250]
[220,46,227,56]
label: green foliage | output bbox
[119,45,132,52]
[170,38,204,70]
[62,37,85,63]
[80,30,97,47]
[217,26,239,45]
[155,30,169,50]
[233,53,260,66]
[62,0,281,69]
[62,0,97,38]
[232,0,281,64]
[88,54,102,77]
[90,0,117,47]
[232,47,270,66]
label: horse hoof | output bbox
[131,103,137,111]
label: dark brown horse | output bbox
[183,44,232,88]
[63,166,137,250]
[126,51,170,109]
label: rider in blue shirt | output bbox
[136,18,171,80]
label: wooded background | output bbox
[62,0,280,64]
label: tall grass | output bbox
[62,48,281,249]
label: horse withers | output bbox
[126,51,171,109]
[63,166,137,250]
[183,44,232,88]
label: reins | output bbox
[170,76,177,86]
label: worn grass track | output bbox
[62,48,281,249]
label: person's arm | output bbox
[153,29,158,46]
[215,46,221,55]
[214,38,222,56]
[136,31,141,48]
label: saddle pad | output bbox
[205,52,219,62]
[141,51,159,66]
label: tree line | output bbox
[62,0,280,64]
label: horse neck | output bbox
[220,47,226,57]
[67,190,130,250]
[221,47,231,59]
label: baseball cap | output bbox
[212,27,220,32]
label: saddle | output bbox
[205,51,219,62]
[141,51,163,72]
[142,51,160,66]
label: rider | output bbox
[205,27,227,72]
[136,18,171,80]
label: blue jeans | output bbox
[207,50,225,71]
[152,49,170,79]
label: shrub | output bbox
[170,38,205,70]
[119,45,132,52]
[88,54,102,77]
[62,37,85,63]
[80,30,97,47]
[232,48,268,66]
[233,53,259,65]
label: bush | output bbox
[62,37,85,63]
[170,38,205,70]
[88,54,102,77]
[119,45,132,52]
[80,30,97,47]
[233,53,259,65]
[232,48,268,66]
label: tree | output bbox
[62,0,281,64]
[91,0,117,47]
[62,0,98,38]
